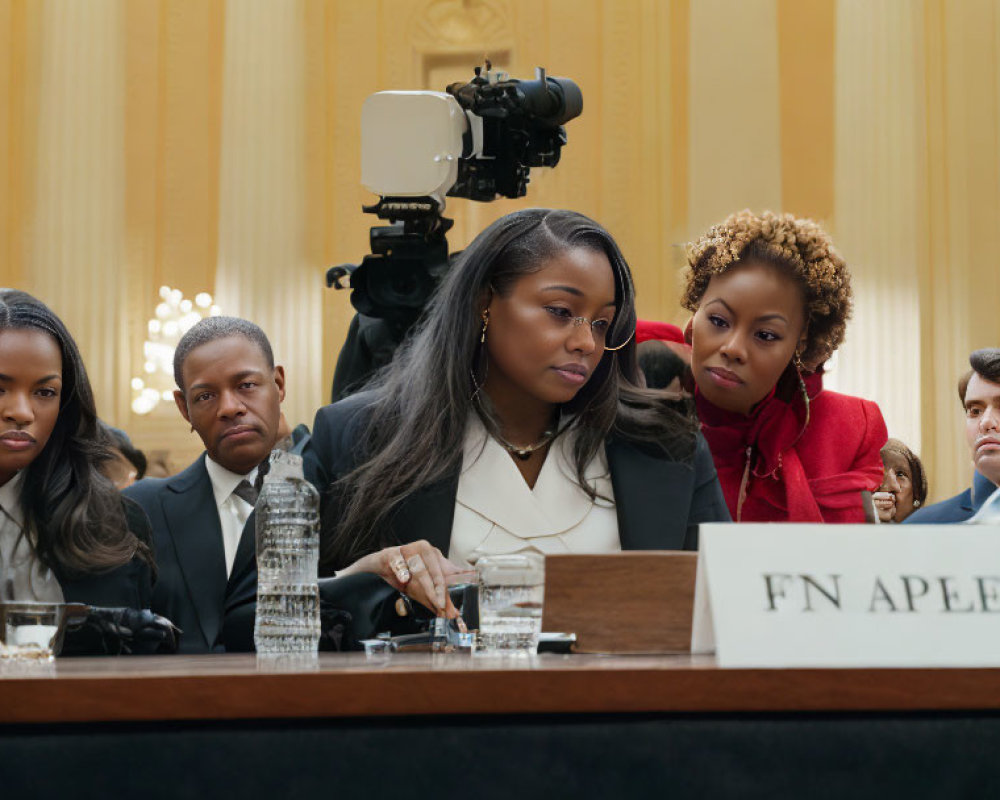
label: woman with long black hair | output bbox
[304,209,729,619]
[0,290,153,607]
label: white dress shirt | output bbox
[0,472,65,602]
[204,456,258,578]
[448,415,620,567]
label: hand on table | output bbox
[341,540,468,620]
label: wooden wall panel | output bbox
[832,0,924,471]
[317,1,380,405]
[29,0,126,422]
[777,0,835,223]
[688,0,782,236]
[215,0,322,430]
[918,0,1000,500]
[122,0,226,462]
[0,0,13,286]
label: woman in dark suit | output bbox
[304,209,729,620]
[0,290,153,610]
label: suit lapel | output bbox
[606,437,689,551]
[381,443,686,555]
[971,471,996,512]
[387,471,460,556]
[162,455,227,650]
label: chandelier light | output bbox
[131,286,221,415]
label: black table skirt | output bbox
[5,710,1000,799]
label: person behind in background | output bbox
[0,290,152,607]
[637,340,686,393]
[304,209,729,620]
[906,349,1000,524]
[143,454,171,479]
[873,438,927,523]
[99,422,147,490]
[682,210,888,523]
[125,317,285,652]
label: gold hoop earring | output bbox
[480,309,490,343]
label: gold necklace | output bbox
[493,427,558,461]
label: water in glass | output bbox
[476,554,545,655]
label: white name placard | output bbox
[691,523,1000,668]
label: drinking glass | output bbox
[475,553,545,656]
[0,603,61,660]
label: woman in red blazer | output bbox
[682,210,887,523]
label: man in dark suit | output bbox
[906,348,1000,524]
[903,470,996,524]
[124,317,287,653]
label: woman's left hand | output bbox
[339,540,469,619]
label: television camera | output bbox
[326,63,583,399]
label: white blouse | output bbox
[448,415,621,567]
[0,472,65,603]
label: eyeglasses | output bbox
[556,314,634,352]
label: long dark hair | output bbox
[0,290,151,576]
[323,209,697,570]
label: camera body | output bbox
[327,64,582,399]
[328,65,582,325]
[445,66,582,202]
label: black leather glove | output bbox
[61,607,181,656]
[318,604,352,652]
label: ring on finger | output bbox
[406,554,427,574]
[389,553,410,581]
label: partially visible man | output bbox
[906,349,1000,524]
[124,317,285,652]
[98,422,148,489]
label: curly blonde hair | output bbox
[682,210,852,368]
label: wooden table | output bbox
[3,654,1000,798]
[3,652,1000,723]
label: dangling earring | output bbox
[913,500,921,508]
[470,359,488,400]
[793,350,811,430]
[471,309,490,400]
[480,308,490,343]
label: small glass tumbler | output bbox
[0,603,61,661]
[475,553,545,656]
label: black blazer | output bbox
[54,497,154,610]
[303,392,730,571]
[124,454,256,653]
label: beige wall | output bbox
[1,0,999,498]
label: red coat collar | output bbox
[695,369,825,521]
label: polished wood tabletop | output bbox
[2,652,1000,724]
